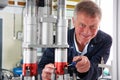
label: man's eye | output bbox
[90,26,97,29]
[80,23,85,27]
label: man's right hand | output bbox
[41,63,55,80]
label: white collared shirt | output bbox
[74,34,89,56]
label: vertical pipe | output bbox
[26,0,36,16]
[55,0,68,75]
[56,0,67,45]
[37,0,45,44]
[41,0,53,45]
[23,0,38,80]
[112,0,120,79]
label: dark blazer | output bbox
[38,28,112,80]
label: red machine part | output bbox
[55,62,68,75]
[23,63,38,76]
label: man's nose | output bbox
[83,27,91,34]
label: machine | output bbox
[22,0,69,80]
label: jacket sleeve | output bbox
[38,48,55,74]
[77,34,112,80]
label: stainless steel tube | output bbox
[23,0,38,80]
[55,0,68,78]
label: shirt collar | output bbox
[74,33,89,55]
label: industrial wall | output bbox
[0,7,23,70]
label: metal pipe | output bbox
[44,0,52,15]
[41,0,53,45]
[55,0,68,77]
[22,0,38,80]
[56,0,67,45]
[26,0,36,16]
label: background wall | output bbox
[0,7,23,70]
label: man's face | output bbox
[73,13,100,45]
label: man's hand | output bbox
[73,56,90,73]
[42,63,55,80]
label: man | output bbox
[38,0,112,80]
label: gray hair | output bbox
[74,0,102,19]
